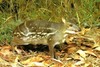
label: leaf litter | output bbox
[0,28,100,67]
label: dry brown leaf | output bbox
[0,46,12,50]
[0,57,10,65]
[67,47,77,54]
[94,46,100,51]
[74,57,85,65]
[84,62,91,67]
[21,56,43,65]
[43,58,63,67]
[63,62,76,67]
[0,46,13,57]
[72,54,80,60]
[26,62,44,67]
[76,50,86,59]
[85,50,97,57]
[93,43,100,48]
[11,63,21,67]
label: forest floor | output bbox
[0,28,100,67]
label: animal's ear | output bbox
[62,17,66,24]
[62,18,70,27]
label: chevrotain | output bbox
[11,20,79,57]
